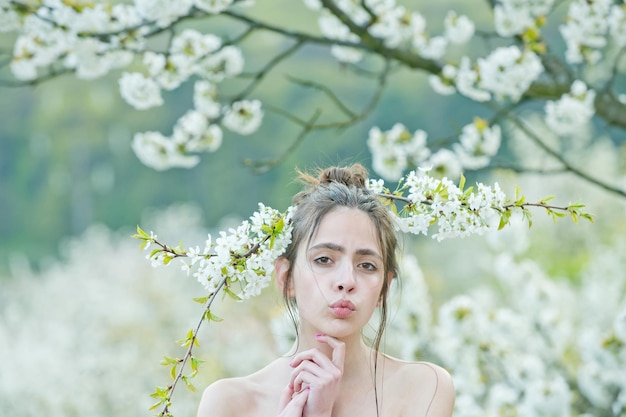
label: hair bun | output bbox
[318,164,368,188]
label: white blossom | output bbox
[485,383,519,416]
[318,11,352,40]
[333,0,370,26]
[174,109,209,139]
[134,0,193,27]
[302,0,322,10]
[222,99,264,135]
[119,72,164,110]
[143,52,189,91]
[560,0,612,64]
[170,29,222,65]
[493,0,554,37]
[192,204,292,299]
[477,46,543,102]
[110,4,143,29]
[608,4,626,47]
[367,124,431,181]
[187,124,223,153]
[454,120,502,170]
[199,45,244,82]
[368,6,417,48]
[10,18,68,80]
[444,11,475,45]
[65,38,133,80]
[413,35,447,60]
[422,148,462,181]
[455,57,491,102]
[366,178,385,194]
[330,45,363,63]
[131,131,199,170]
[0,7,21,32]
[317,10,364,62]
[193,80,221,118]
[170,109,223,154]
[428,65,457,95]
[194,0,234,14]
[493,4,534,37]
[544,80,596,136]
[42,3,112,34]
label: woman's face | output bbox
[289,206,387,339]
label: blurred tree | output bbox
[2,0,625,273]
[1,2,625,417]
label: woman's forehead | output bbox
[306,207,381,252]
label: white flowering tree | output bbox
[1,0,625,196]
[2,0,625,416]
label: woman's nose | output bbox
[335,264,356,293]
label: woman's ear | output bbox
[275,257,293,297]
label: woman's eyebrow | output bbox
[309,243,382,260]
[309,242,344,253]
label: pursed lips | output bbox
[329,300,356,318]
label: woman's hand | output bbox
[281,334,345,417]
[277,384,310,417]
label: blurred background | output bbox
[1,1,625,416]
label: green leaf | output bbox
[223,286,242,301]
[182,376,196,392]
[269,233,276,249]
[133,225,149,239]
[190,356,204,372]
[204,309,223,323]
[148,401,162,411]
[192,296,210,304]
[522,208,533,228]
[581,213,594,223]
[498,210,511,230]
[176,329,195,347]
[274,216,285,233]
[160,356,180,366]
[458,174,466,192]
[150,386,170,400]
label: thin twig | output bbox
[506,113,626,198]
[232,39,305,102]
[158,277,227,417]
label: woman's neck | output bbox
[291,332,377,382]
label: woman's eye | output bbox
[360,262,377,271]
[314,256,332,265]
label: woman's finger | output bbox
[290,349,332,369]
[278,386,310,417]
[277,384,295,412]
[315,334,346,371]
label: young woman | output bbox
[197,164,455,417]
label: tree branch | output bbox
[506,113,626,199]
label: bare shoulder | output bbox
[197,376,254,417]
[196,359,287,417]
[384,356,455,417]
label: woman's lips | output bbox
[329,300,356,318]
